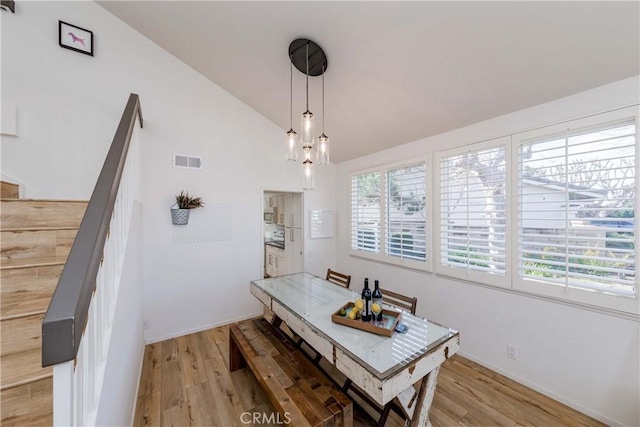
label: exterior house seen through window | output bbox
[351,161,430,270]
[518,121,636,299]
[351,108,636,315]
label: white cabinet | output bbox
[277,196,285,225]
[269,195,285,225]
[265,245,287,277]
[275,253,287,276]
[287,227,303,274]
[284,193,303,228]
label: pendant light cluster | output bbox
[285,39,330,190]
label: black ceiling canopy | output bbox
[1,1,16,13]
[289,38,328,77]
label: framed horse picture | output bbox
[59,21,93,56]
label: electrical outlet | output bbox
[507,345,518,360]
[143,320,151,330]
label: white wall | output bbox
[2,1,336,423]
[335,77,640,427]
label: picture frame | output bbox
[59,21,93,56]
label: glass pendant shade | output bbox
[287,38,328,191]
[303,159,315,190]
[285,129,299,161]
[301,110,314,146]
[317,134,330,165]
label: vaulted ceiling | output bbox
[99,1,639,163]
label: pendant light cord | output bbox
[290,57,293,128]
[322,64,325,133]
[305,42,309,111]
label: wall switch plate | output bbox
[507,345,518,360]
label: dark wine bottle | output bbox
[372,280,383,321]
[361,278,372,321]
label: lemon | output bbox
[354,299,364,310]
[371,303,381,313]
[347,310,357,320]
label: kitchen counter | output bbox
[265,240,285,250]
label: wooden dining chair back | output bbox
[381,289,418,314]
[343,287,419,425]
[325,269,352,289]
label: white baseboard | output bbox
[144,312,262,345]
[456,351,622,427]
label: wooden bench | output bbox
[229,318,353,427]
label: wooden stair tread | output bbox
[0,197,70,425]
[2,226,79,232]
[1,348,52,391]
[2,298,49,321]
[2,263,61,319]
[0,182,19,199]
[1,227,77,264]
[1,376,52,427]
[1,255,68,270]
[0,198,87,203]
[1,199,86,230]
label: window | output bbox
[385,164,427,262]
[516,118,636,310]
[350,159,431,271]
[351,172,381,253]
[436,140,509,287]
[434,108,637,315]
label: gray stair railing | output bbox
[42,93,143,426]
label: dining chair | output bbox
[381,289,417,314]
[326,268,352,289]
[343,288,418,426]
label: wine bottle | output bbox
[361,278,372,321]
[372,280,383,321]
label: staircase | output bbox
[0,191,86,426]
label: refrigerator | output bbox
[285,193,304,274]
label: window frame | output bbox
[349,157,433,272]
[434,137,512,289]
[511,108,639,315]
[347,107,637,316]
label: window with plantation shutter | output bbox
[385,164,427,262]
[350,159,431,271]
[436,142,508,286]
[351,172,381,253]
[517,120,636,299]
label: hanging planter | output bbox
[171,191,204,225]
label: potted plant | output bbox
[171,190,204,225]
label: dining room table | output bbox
[250,272,460,427]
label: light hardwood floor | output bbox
[134,324,605,427]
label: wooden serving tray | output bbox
[331,302,402,337]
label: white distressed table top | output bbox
[251,272,458,379]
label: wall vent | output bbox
[174,154,202,170]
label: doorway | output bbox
[263,190,304,278]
